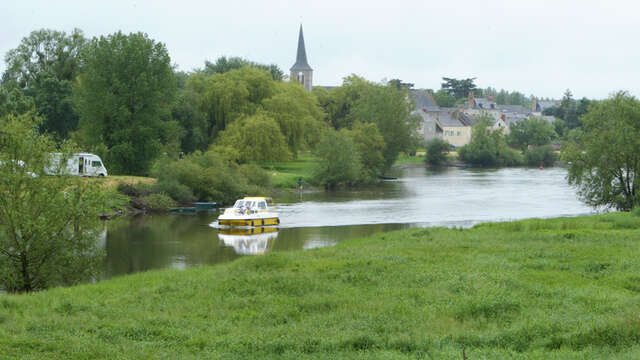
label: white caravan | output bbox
[46,153,108,177]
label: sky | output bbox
[1,0,639,99]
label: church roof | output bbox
[290,25,313,71]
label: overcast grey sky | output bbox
[1,0,639,99]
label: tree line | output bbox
[0,29,418,186]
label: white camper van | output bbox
[46,153,108,177]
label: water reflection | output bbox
[218,227,278,255]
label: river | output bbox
[103,167,593,279]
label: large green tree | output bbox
[432,89,456,107]
[74,31,177,175]
[313,130,362,188]
[565,92,640,210]
[262,81,325,155]
[507,117,556,151]
[216,112,291,163]
[2,29,86,139]
[347,76,420,169]
[202,56,284,81]
[0,113,109,292]
[441,77,477,99]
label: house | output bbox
[531,99,560,113]
[439,108,474,147]
[410,89,442,143]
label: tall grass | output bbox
[1,212,639,358]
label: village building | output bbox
[290,25,313,92]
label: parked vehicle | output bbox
[45,153,108,177]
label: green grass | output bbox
[261,153,319,188]
[392,152,425,167]
[2,213,640,358]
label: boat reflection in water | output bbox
[217,227,278,255]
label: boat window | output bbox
[234,200,244,208]
[258,201,266,210]
[246,201,254,208]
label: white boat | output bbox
[217,197,280,227]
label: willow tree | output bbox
[565,92,640,210]
[262,81,325,155]
[0,113,109,292]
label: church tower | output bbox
[290,25,313,92]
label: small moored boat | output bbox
[217,197,279,227]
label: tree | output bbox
[202,56,284,81]
[313,130,362,188]
[0,84,35,117]
[2,29,86,139]
[0,113,109,292]
[441,77,477,99]
[344,122,386,181]
[262,81,325,155]
[425,138,450,166]
[564,92,640,211]
[74,31,177,175]
[507,117,556,151]
[458,116,522,166]
[344,75,420,169]
[216,112,291,163]
[432,89,456,107]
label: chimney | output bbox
[531,99,537,111]
[423,108,427,113]
[488,94,494,102]
[468,91,475,109]
[501,114,506,121]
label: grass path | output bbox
[1,212,640,358]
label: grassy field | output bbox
[261,154,319,188]
[263,152,428,188]
[89,175,156,190]
[1,212,640,358]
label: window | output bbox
[457,131,461,136]
[258,201,267,210]
[92,161,102,167]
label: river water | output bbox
[103,167,593,279]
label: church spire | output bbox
[290,24,312,71]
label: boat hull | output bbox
[218,217,280,227]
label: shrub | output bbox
[152,178,195,203]
[425,138,450,166]
[143,193,176,212]
[116,183,140,197]
[525,145,557,167]
[150,151,269,205]
[238,164,271,188]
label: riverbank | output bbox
[2,212,640,358]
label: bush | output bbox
[238,164,271,188]
[116,183,142,197]
[425,138,450,166]
[150,151,270,205]
[143,193,176,212]
[152,178,195,203]
[459,116,523,167]
[524,145,557,167]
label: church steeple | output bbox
[290,25,313,91]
